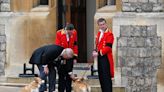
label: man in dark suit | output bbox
[29,44,74,92]
[55,23,78,92]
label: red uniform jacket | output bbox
[95,28,114,78]
[55,29,78,56]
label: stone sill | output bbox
[114,12,164,18]
[97,5,117,13]
[31,5,49,12]
[0,12,12,17]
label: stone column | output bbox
[118,25,161,92]
[0,0,10,77]
[0,24,6,76]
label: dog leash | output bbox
[81,63,93,78]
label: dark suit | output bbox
[55,29,78,92]
[29,44,64,92]
[57,58,74,92]
[29,44,64,65]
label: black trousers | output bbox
[98,55,112,92]
[57,59,73,92]
[37,63,56,92]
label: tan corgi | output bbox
[21,77,44,92]
[70,74,91,92]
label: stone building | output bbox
[0,0,164,92]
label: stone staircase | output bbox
[1,63,125,92]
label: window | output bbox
[40,0,48,5]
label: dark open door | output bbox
[58,0,87,63]
[40,0,48,5]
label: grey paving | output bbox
[0,86,21,92]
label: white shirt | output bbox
[99,29,104,42]
[64,28,70,42]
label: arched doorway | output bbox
[57,0,87,63]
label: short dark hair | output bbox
[97,18,106,24]
[66,24,74,30]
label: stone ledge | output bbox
[97,5,117,13]
[31,5,49,12]
[114,12,164,18]
[0,82,125,92]
[0,83,26,87]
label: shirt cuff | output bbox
[42,65,48,67]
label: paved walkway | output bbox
[0,86,21,92]
[2,63,164,92]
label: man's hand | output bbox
[43,66,49,75]
[92,50,98,57]
[73,59,77,64]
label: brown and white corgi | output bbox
[21,77,44,92]
[70,74,91,92]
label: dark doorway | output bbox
[57,0,87,63]
[108,0,116,5]
[111,0,116,5]
[40,0,48,5]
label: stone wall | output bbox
[0,0,11,76]
[117,25,161,92]
[0,0,11,12]
[122,0,164,12]
[0,24,6,76]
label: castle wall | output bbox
[0,0,57,77]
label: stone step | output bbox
[0,82,125,92]
[4,63,124,92]
[91,86,125,92]
[4,77,125,92]
[6,77,34,84]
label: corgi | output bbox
[21,77,44,92]
[70,74,91,92]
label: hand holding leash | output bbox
[43,66,49,75]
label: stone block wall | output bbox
[0,0,11,12]
[122,0,164,12]
[117,25,161,92]
[0,24,6,76]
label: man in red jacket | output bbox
[92,18,114,92]
[55,23,78,92]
